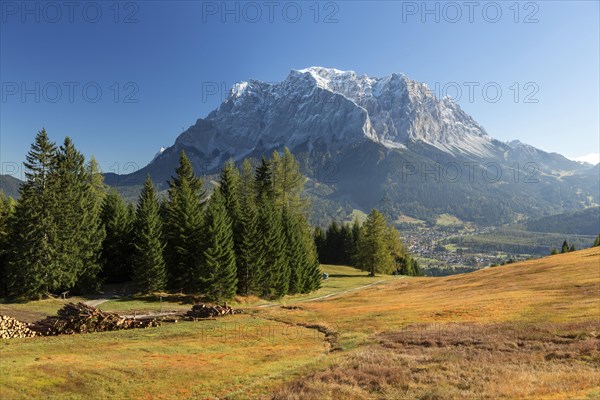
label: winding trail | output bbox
[256,277,400,308]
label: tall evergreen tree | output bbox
[357,209,395,276]
[325,221,342,264]
[48,138,106,293]
[75,155,107,292]
[235,159,265,295]
[254,156,273,200]
[200,190,238,300]
[340,224,355,265]
[561,240,570,254]
[219,159,241,223]
[163,151,205,291]
[314,226,327,263]
[0,194,16,295]
[256,193,289,298]
[351,219,363,265]
[132,176,167,293]
[100,189,134,283]
[283,211,307,294]
[6,130,60,298]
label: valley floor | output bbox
[1,248,599,399]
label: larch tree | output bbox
[357,209,395,276]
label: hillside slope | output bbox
[526,206,600,235]
[270,248,600,399]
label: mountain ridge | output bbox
[35,67,600,225]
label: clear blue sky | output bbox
[1,1,599,175]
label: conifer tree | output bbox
[164,151,205,291]
[235,159,265,295]
[283,211,307,294]
[272,148,306,215]
[569,244,576,252]
[593,235,600,247]
[7,130,60,298]
[314,226,327,263]
[256,193,289,298]
[219,159,241,223]
[561,240,570,254]
[357,209,395,276]
[43,138,106,293]
[340,224,354,265]
[100,189,134,283]
[325,221,342,264]
[254,156,273,200]
[132,176,167,293]
[201,190,238,300]
[351,219,363,266]
[75,155,107,292]
[0,194,16,295]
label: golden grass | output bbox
[1,248,598,399]
[274,321,600,400]
[266,248,600,399]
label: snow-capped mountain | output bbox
[165,66,496,169]
[106,67,598,225]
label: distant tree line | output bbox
[0,130,321,300]
[550,240,578,255]
[315,210,423,276]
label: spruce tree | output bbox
[235,159,265,295]
[47,138,106,293]
[6,130,60,298]
[351,219,363,266]
[76,155,107,292]
[283,211,307,294]
[340,224,354,265]
[593,235,600,247]
[164,151,205,291]
[256,193,289,298]
[303,256,322,293]
[132,176,167,293]
[325,221,342,264]
[100,189,134,283]
[314,226,327,263]
[219,159,241,223]
[0,194,16,295]
[254,156,273,200]
[561,240,570,254]
[200,190,238,300]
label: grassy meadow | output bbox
[1,248,599,399]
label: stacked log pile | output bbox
[0,315,37,339]
[185,303,241,320]
[30,302,160,336]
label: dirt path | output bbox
[84,299,111,307]
[256,277,399,309]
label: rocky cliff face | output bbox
[105,67,598,225]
